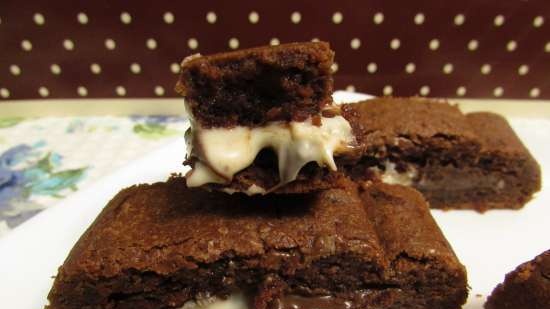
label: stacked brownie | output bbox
[47,41,542,308]
[177,42,356,192]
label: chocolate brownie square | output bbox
[176,42,334,128]
[485,250,549,309]
[47,176,467,309]
[342,98,541,211]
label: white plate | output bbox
[0,92,548,309]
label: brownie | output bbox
[485,250,550,309]
[47,176,467,309]
[176,42,334,128]
[199,98,541,211]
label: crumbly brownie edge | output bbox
[177,42,334,128]
[485,250,550,309]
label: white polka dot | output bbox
[443,63,454,74]
[530,87,540,98]
[545,42,550,52]
[345,85,355,92]
[350,38,361,49]
[383,85,393,95]
[116,86,126,96]
[481,64,492,75]
[50,64,61,75]
[480,63,492,75]
[249,11,260,24]
[373,12,384,24]
[146,38,157,50]
[332,12,343,24]
[331,62,339,73]
[120,12,132,24]
[163,12,174,24]
[0,88,10,99]
[90,63,101,74]
[518,64,529,75]
[170,63,180,74]
[468,39,479,51]
[130,63,141,74]
[63,39,75,50]
[420,86,430,96]
[367,62,377,73]
[533,16,544,28]
[494,15,505,26]
[38,86,49,97]
[454,14,465,26]
[270,38,280,46]
[390,38,401,50]
[291,11,301,24]
[493,87,503,97]
[506,40,517,52]
[9,65,21,76]
[405,62,416,74]
[155,86,165,96]
[228,38,239,49]
[429,39,440,50]
[77,12,89,24]
[456,86,467,96]
[188,38,198,50]
[311,38,320,42]
[105,38,116,50]
[206,11,217,24]
[414,13,425,25]
[33,13,45,25]
[21,40,32,51]
[77,86,88,97]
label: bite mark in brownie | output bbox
[485,250,550,309]
[176,42,334,128]
[47,176,468,309]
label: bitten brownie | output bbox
[47,176,467,309]
[485,250,550,309]
[205,98,541,211]
[176,42,334,128]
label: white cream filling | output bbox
[222,184,267,195]
[186,115,355,189]
[180,293,246,309]
[373,161,418,186]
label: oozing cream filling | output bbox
[186,115,355,189]
[222,184,267,195]
[180,293,246,309]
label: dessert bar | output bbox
[47,177,468,309]
[485,250,549,309]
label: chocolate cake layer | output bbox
[197,98,541,211]
[47,177,467,309]
[485,250,550,309]
[176,42,334,128]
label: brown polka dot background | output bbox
[1,0,549,101]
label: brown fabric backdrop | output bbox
[1,0,549,101]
